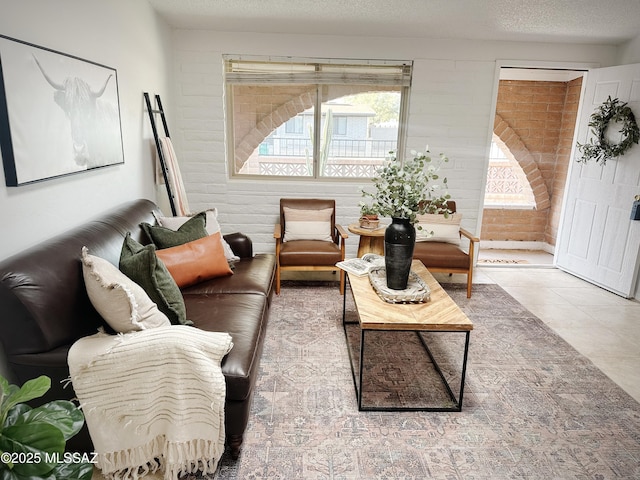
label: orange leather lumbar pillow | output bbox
[155,232,233,288]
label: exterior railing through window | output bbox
[256,137,396,177]
[259,138,396,158]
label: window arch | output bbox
[485,135,535,208]
[490,114,551,210]
[224,56,411,179]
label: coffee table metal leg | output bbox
[358,328,365,410]
[354,328,470,412]
[343,274,471,411]
[417,330,470,411]
[342,279,347,324]
[342,276,361,404]
[458,331,471,409]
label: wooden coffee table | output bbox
[342,259,473,411]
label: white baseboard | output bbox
[479,240,555,255]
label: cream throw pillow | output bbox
[283,207,333,242]
[415,213,462,245]
[156,209,240,262]
[81,247,170,333]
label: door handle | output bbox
[632,196,640,220]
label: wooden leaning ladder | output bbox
[144,92,177,216]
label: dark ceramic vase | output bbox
[384,217,416,290]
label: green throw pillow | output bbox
[119,233,191,326]
[141,211,208,248]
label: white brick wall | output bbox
[169,31,611,257]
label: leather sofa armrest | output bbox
[224,232,253,258]
[274,224,281,240]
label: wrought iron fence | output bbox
[259,138,396,158]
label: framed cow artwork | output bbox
[0,35,124,186]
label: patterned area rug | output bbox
[205,281,640,479]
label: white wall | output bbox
[171,30,619,257]
[619,34,640,65]
[0,0,172,380]
[0,0,173,260]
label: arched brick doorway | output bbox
[479,71,583,264]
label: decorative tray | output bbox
[368,267,431,304]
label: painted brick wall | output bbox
[171,32,495,256]
[481,77,582,245]
[547,77,583,244]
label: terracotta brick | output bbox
[489,78,583,246]
[505,92,534,104]
[547,102,567,113]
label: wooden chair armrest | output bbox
[335,224,349,239]
[274,224,281,239]
[459,227,479,243]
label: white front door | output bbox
[556,63,640,298]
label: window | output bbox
[285,116,304,134]
[484,136,536,208]
[224,56,412,178]
[333,116,347,136]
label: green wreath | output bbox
[576,96,639,166]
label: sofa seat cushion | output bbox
[182,254,275,298]
[184,293,268,402]
[413,242,469,270]
[279,241,342,266]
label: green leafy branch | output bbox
[361,148,451,225]
[577,96,639,166]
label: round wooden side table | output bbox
[348,223,386,257]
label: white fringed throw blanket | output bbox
[68,325,233,480]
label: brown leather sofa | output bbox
[0,199,275,459]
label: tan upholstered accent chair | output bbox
[274,198,348,295]
[412,201,479,298]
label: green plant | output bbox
[305,109,334,176]
[0,375,93,480]
[361,148,451,224]
[577,96,639,166]
[358,202,379,217]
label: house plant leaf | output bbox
[0,375,92,480]
[0,377,51,425]
[0,422,64,476]
[50,460,94,480]
[0,469,55,480]
[9,401,84,441]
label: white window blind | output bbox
[224,56,412,86]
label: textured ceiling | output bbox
[147,0,640,45]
